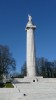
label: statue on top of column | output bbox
[28,14,32,22]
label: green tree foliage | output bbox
[0,45,16,79]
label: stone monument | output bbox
[26,15,36,77]
[1,15,56,100]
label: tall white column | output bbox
[26,15,36,77]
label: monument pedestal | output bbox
[24,76,43,83]
[14,76,43,83]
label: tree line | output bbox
[21,58,56,78]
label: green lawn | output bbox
[4,83,14,88]
[0,82,14,88]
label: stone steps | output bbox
[1,78,56,100]
[14,78,56,100]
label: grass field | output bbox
[0,82,14,88]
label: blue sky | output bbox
[0,0,56,72]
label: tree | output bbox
[21,58,56,78]
[0,45,16,80]
[21,62,27,76]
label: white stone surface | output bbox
[14,77,56,100]
[0,78,56,100]
[0,88,23,100]
[26,15,36,77]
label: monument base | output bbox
[14,76,43,83]
[24,76,43,82]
